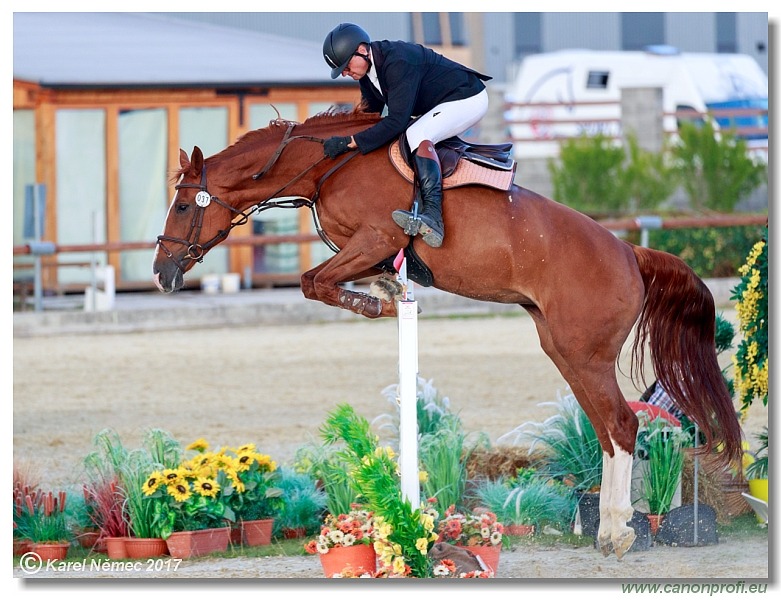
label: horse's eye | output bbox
[176,203,189,214]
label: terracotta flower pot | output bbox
[647,514,663,536]
[124,537,168,559]
[319,544,377,578]
[505,524,535,537]
[33,542,70,561]
[457,543,501,574]
[283,527,307,539]
[77,530,100,549]
[14,539,34,556]
[166,527,231,559]
[241,519,274,546]
[104,536,128,559]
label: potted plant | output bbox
[304,506,379,577]
[275,467,327,538]
[499,389,603,535]
[319,404,440,578]
[14,488,72,561]
[435,505,504,573]
[82,478,130,558]
[471,469,575,536]
[744,427,768,516]
[219,443,284,546]
[640,416,691,534]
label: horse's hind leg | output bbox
[530,312,639,559]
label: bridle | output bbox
[155,121,358,273]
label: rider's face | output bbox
[342,53,369,80]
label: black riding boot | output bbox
[392,141,445,248]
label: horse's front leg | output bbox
[303,235,403,318]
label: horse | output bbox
[152,107,742,559]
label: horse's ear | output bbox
[179,148,190,170]
[191,146,204,176]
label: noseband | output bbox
[155,121,343,274]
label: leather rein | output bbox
[155,120,358,273]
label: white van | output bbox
[504,48,768,159]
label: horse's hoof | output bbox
[597,535,613,557]
[369,276,403,302]
[613,529,636,561]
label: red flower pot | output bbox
[124,537,168,559]
[319,544,377,578]
[33,542,70,561]
[457,543,501,574]
[505,524,535,537]
[166,527,231,559]
[104,536,128,559]
[241,519,274,546]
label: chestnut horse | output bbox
[153,108,741,558]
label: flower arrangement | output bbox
[731,234,768,413]
[143,439,283,538]
[436,505,504,547]
[304,505,376,554]
[320,404,440,578]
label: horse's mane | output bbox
[230,105,381,154]
[173,105,381,181]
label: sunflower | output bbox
[142,471,164,496]
[235,443,256,454]
[167,482,192,502]
[194,477,220,498]
[162,468,186,485]
[186,438,209,453]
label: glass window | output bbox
[586,71,610,89]
[55,109,108,284]
[249,102,302,275]
[716,13,737,53]
[621,13,665,51]
[13,110,35,249]
[118,108,167,282]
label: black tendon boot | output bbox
[391,141,445,247]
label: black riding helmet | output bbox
[323,23,371,79]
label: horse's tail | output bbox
[630,244,742,466]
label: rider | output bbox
[321,23,491,248]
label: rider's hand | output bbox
[323,136,352,159]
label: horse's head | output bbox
[153,108,384,293]
[153,146,236,293]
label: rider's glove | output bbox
[323,136,352,159]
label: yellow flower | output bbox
[235,443,256,454]
[186,438,209,453]
[194,477,220,498]
[415,537,429,555]
[162,468,186,485]
[142,471,164,496]
[418,470,428,484]
[167,482,192,502]
[392,556,407,575]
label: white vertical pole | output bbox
[396,250,420,509]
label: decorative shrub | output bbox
[731,233,768,412]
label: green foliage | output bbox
[623,135,679,212]
[640,417,691,515]
[647,225,767,278]
[320,404,438,578]
[418,419,482,511]
[471,471,575,530]
[294,444,358,517]
[745,427,768,480]
[731,233,768,411]
[671,119,767,211]
[502,390,603,493]
[548,133,630,215]
[274,467,327,534]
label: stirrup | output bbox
[392,209,421,236]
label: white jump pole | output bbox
[395,249,420,510]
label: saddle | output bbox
[389,135,516,191]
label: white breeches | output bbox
[406,89,489,150]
